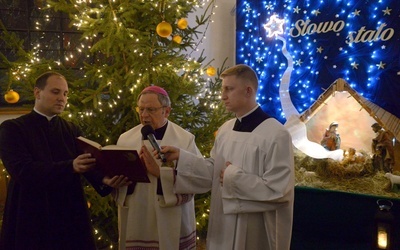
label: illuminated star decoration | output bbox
[351,62,359,69]
[382,7,392,15]
[263,14,285,38]
[266,3,273,10]
[295,59,303,66]
[293,6,301,14]
[352,9,361,16]
[313,9,321,16]
[245,4,252,13]
[376,61,386,69]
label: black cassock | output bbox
[0,111,110,250]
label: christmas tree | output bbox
[0,0,233,248]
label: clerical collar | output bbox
[233,106,270,132]
[33,108,57,121]
[154,121,168,140]
[236,105,259,122]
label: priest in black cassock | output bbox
[0,72,128,250]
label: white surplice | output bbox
[175,118,295,250]
[115,121,201,250]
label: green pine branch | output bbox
[1,0,231,247]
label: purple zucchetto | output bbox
[140,86,169,97]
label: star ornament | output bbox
[264,14,285,38]
[352,9,361,16]
[382,7,392,16]
[376,61,386,69]
[351,62,359,69]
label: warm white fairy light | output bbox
[2,1,220,245]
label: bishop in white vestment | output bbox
[116,121,201,250]
[115,86,201,250]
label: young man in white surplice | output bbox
[161,64,295,250]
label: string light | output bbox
[236,0,400,122]
[2,2,219,245]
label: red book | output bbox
[76,136,150,183]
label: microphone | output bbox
[141,125,167,162]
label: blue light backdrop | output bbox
[236,0,400,123]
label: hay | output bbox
[294,149,400,199]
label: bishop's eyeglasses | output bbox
[135,106,165,114]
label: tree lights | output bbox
[0,0,224,248]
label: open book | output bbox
[76,136,150,183]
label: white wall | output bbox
[189,0,236,69]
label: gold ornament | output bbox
[177,18,188,29]
[156,21,172,38]
[172,35,182,44]
[206,66,216,77]
[4,89,20,104]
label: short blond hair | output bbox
[220,64,258,90]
